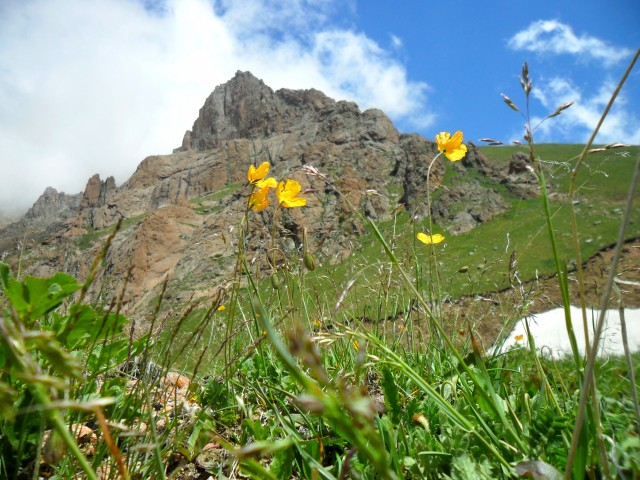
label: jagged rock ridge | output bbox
[0,71,538,317]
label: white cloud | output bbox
[312,30,426,118]
[216,0,342,36]
[0,0,431,215]
[508,19,634,67]
[530,77,640,144]
[390,34,403,49]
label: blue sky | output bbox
[0,0,638,215]
[353,1,639,143]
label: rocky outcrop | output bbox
[502,151,539,199]
[0,187,82,253]
[432,178,509,234]
[104,201,204,311]
[79,175,116,210]
[77,175,117,229]
[462,144,540,199]
[26,186,81,223]
[174,130,193,152]
[0,217,11,230]
[189,71,400,151]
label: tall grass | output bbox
[1,53,639,479]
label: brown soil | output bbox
[450,238,640,349]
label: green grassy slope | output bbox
[300,144,639,318]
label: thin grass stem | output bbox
[617,301,640,435]
[568,47,640,359]
[564,154,640,479]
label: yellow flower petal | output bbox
[248,162,270,184]
[283,197,306,208]
[248,185,271,211]
[276,180,307,208]
[435,130,467,162]
[255,177,277,189]
[417,232,445,244]
[435,131,451,149]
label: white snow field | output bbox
[492,306,640,359]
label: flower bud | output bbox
[271,273,281,290]
[303,251,316,271]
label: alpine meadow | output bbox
[1,53,640,480]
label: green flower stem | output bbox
[524,97,599,478]
[364,332,512,470]
[535,165,581,366]
[368,219,528,454]
[0,315,98,480]
[424,151,444,338]
[254,302,398,480]
[143,388,166,480]
[542,49,640,479]
[564,154,640,479]
[617,301,640,435]
[29,386,98,480]
[567,49,640,357]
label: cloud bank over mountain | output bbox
[0,0,430,215]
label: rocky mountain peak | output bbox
[183,70,399,151]
[79,174,116,210]
[187,71,289,150]
[25,186,81,223]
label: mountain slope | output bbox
[0,71,539,319]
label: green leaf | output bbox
[30,334,82,380]
[0,381,16,419]
[239,458,279,480]
[0,263,80,323]
[86,339,130,374]
[381,366,401,424]
[270,444,294,478]
[450,453,493,479]
[58,305,127,349]
[0,261,11,289]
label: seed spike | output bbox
[547,101,574,119]
[500,93,520,113]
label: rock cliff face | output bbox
[26,186,82,223]
[0,71,537,317]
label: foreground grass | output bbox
[2,259,639,478]
[3,143,638,477]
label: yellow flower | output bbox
[255,177,277,189]
[435,131,467,161]
[248,162,270,185]
[248,177,277,211]
[417,233,445,244]
[515,334,524,342]
[276,179,307,208]
[217,305,225,311]
[248,185,272,211]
